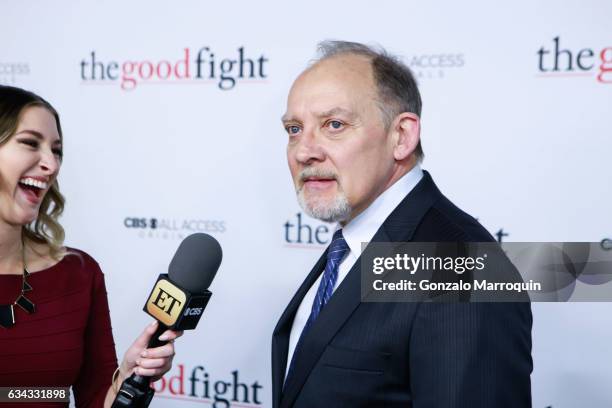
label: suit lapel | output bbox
[278,171,442,408]
[272,251,328,408]
[279,244,368,408]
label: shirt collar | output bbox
[341,164,424,256]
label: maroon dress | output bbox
[0,249,118,407]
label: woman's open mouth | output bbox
[18,177,48,204]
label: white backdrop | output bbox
[2,1,611,407]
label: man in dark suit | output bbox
[273,41,532,407]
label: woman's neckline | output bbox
[0,253,68,277]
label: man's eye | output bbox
[286,125,301,135]
[327,120,344,130]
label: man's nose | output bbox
[294,129,325,165]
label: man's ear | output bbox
[391,112,420,161]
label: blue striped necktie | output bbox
[285,229,350,386]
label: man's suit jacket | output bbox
[272,171,532,407]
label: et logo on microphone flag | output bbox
[143,274,212,330]
[146,278,186,326]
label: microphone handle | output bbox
[147,322,170,349]
[130,321,170,384]
[111,322,170,408]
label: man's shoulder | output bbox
[412,194,495,242]
[379,171,495,243]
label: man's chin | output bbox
[299,199,351,224]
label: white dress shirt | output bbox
[285,165,424,379]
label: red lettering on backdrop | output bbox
[139,61,154,80]
[121,61,137,91]
[151,363,184,394]
[598,47,612,83]
[151,375,166,392]
[157,60,172,79]
[175,48,190,79]
[169,363,185,395]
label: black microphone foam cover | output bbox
[168,233,222,293]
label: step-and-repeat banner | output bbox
[2,1,610,407]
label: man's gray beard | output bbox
[297,187,351,223]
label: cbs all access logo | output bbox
[124,216,226,240]
[80,46,269,91]
[404,52,465,80]
[536,36,612,83]
[0,61,30,85]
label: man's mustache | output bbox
[299,167,339,184]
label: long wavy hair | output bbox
[0,85,66,259]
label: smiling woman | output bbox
[0,86,182,408]
[0,89,65,260]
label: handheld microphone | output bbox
[112,233,223,408]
